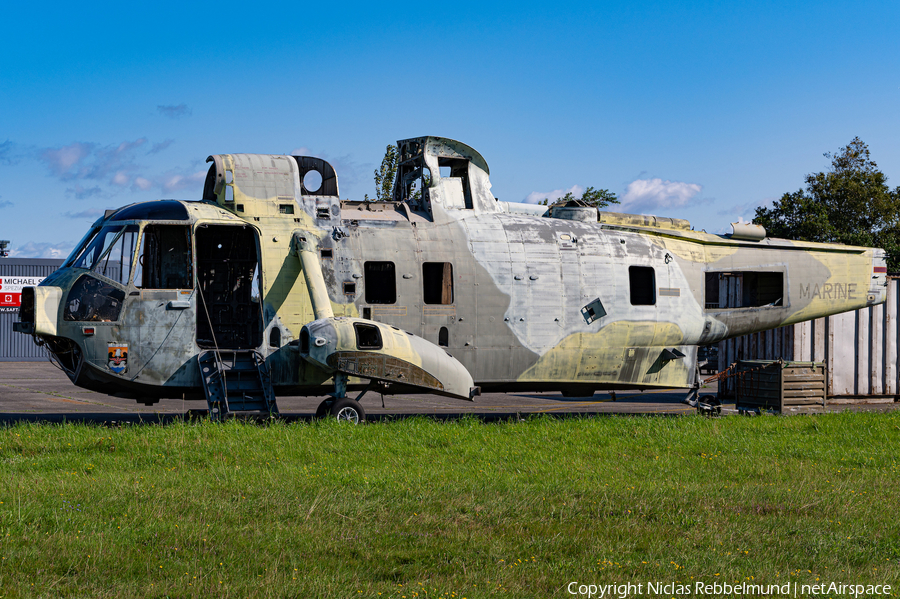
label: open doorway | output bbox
[195,225,262,349]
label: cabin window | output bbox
[396,164,432,208]
[423,262,453,304]
[704,273,720,309]
[269,327,281,347]
[438,158,473,209]
[355,323,382,350]
[706,271,784,309]
[133,225,192,289]
[364,261,396,304]
[300,328,310,354]
[343,282,356,295]
[438,326,449,347]
[629,266,656,305]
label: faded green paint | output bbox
[15,137,888,407]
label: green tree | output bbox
[372,144,398,202]
[754,137,900,269]
[539,186,620,208]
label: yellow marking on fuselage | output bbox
[517,321,688,386]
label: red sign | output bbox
[1,293,21,307]
[0,277,45,309]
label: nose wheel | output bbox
[331,398,366,423]
[313,397,366,423]
[314,375,373,423]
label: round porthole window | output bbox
[303,169,323,194]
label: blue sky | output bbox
[2,0,899,257]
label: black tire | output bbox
[314,400,331,420]
[700,394,721,415]
[330,398,365,423]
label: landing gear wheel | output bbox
[314,400,331,420]
[699,394,721,415]
[331,398,365,423]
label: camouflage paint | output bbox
[15,137,887,404]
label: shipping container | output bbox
[718,277,900,400]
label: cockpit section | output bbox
[61,223,137,323]
[58,218,195,325]
[16,200,236,390]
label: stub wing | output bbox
[300,317,478,400]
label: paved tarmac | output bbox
[0,361,706,423]
[3,361,895,424]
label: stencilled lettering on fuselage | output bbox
[799,282,857,301]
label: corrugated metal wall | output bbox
[719,277,900,399]
[0,258,63,361]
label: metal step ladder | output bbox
[198,350,279,420]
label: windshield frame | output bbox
[92,224,139,286]
[63,222,103,268]
[71,225,127,272]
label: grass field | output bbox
[1,412,899,598]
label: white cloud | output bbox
[717,198,768,217]
[619,178,702,212]
[40,138,147,183]
[41,142,94,176]
[522,185,584,205]
[112,171,129,186]
[133,177,152,191]
[8,241,76,259]
[160,170,207,193]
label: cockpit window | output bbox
[64,224,102,267]
[72,225,126,271]
[63,274,126,322]
[133,225,192,289]
[93,226,139,286]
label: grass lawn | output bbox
[1,412,899,598]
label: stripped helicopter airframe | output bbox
[14,137,888,420]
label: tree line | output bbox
[754,137,900,270]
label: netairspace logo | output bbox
[566,581,893,598]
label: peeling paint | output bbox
[18,136,888,405]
